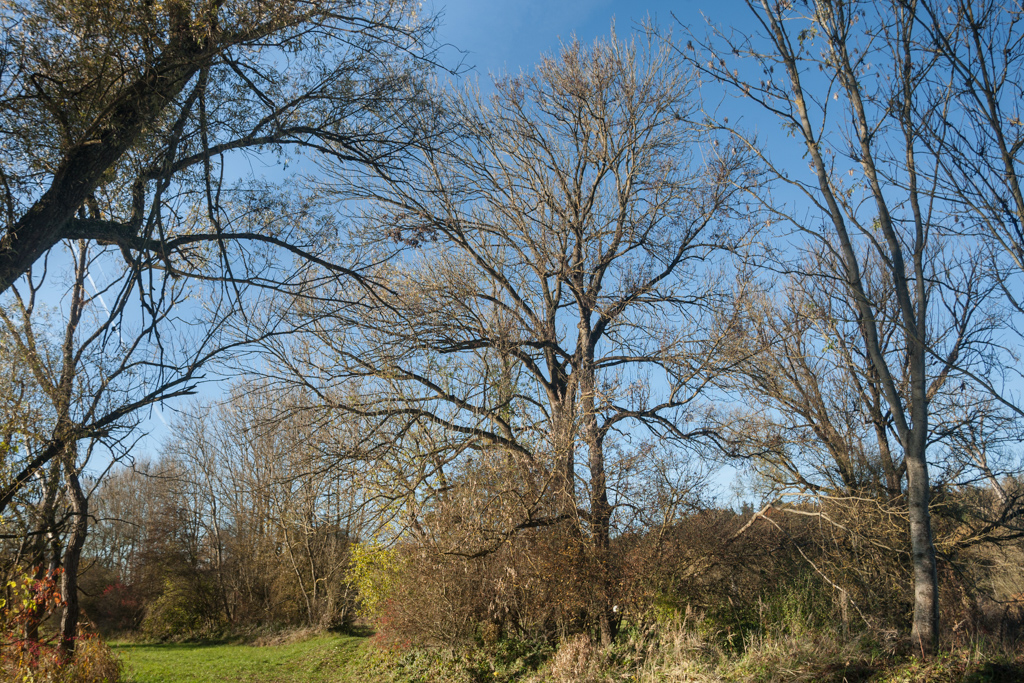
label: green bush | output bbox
[347,542,404,622]
[140,577,226,641]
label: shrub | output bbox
[52,634,123,683]
[140,576,226,640]
[80,571,145,635]
[347,542,404,623]
[1,636,123,683]
[360,525,621,647]
[545,633,605,683]
[0,568,123,682]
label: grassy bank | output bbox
[112,632,366,683]
[108,627,1024,683]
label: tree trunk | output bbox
[59,466,88,658]
[23,461,61,645]
[579,353,616,646]
[906,433,939,652]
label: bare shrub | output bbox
[367,523,625,646]
[546,633,604,683]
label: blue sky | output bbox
[431,0,740,77]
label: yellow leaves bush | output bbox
[346,542,404,621]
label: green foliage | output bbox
[717,572,839,651]
[648,592,684,627]
[139,578,226,641]
[346,542,404,621]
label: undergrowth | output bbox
[355,617,1024,683]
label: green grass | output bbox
[111,633,367,683]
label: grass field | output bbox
[111,633,367,683]
[108,630,1024,683]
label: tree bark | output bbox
[906,424,939,651]
[578,342,616,645]
[59,464,88,658]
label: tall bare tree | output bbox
[680,0,1008,651]
[88,385,377,632]
[722,249,912,502]
[722,243,995,502]
[276,32,756,645]
[0,235,270,651]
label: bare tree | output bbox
[728,250,902,500]
[0,236,260,652]
[0,0,442,294]
[717,240,1024,632]
[908,1,1024,415]
[678,0,1008,651]
[276,32,756,645]
[0,0,452,530]
[104,385,377,631]
[212,386,366,628]
[723,243,996,502]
